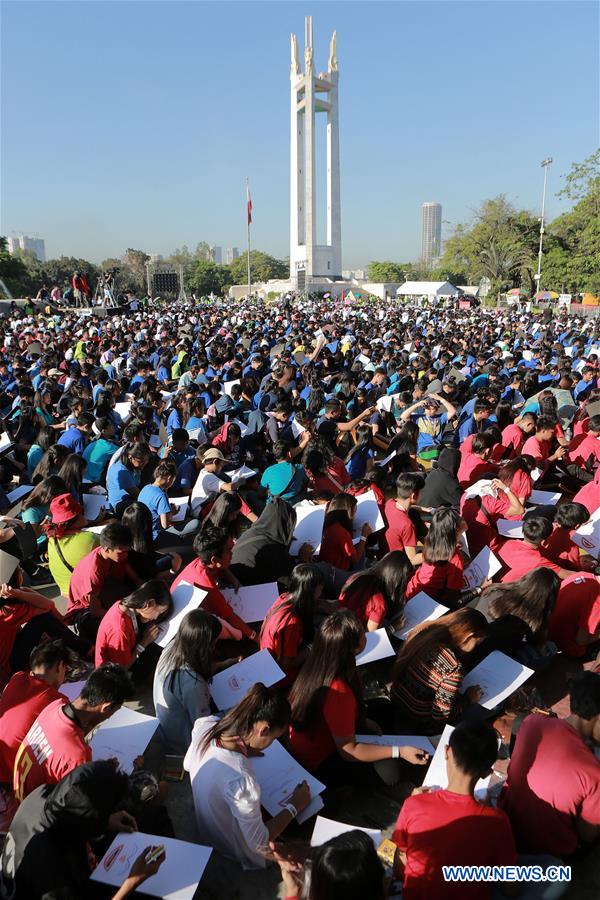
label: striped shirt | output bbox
[391,644,464,735]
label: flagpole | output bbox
[246,178,251,299]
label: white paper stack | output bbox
[394,592,449,640]
[289,501,326,555]
[227,465,257,485]
[221,582,280,623]
[353,490,385,535]
[496,520,524,539]
[209,650,285,710]
[83,494,106,522]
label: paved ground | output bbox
[48,589,600,899]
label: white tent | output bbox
[396,280,459,297]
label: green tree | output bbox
[0,237,32,296]
[40,256,100,290]
[186,260,231,296]
[228,250,287,284]
[367,261,406,282]
[123,248,150,293]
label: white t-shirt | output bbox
[190,470,224,512]
[183,716,269,869]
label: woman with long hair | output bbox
[319,492,371,571]
[405,508,467,604]
[94,578,172,668]
[469,567,559,666]
[497,455,534,506]
[20,475,67,549]
[121,502,182,582]
[31,443,70,485]
[289,610,429,780]
[302,443,351,496]
[461,470,525,559]
[153,608,222,752]
[184,683,310,868]
[106,441,150,516]
[57,453,86,504]
[26,425,56,481]
[259,563,324,684]
[390,608,488,735]
[201,492,246,538]
[339,550,413,631]
[344,424,374,481]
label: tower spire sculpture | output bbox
[290,17,341,287]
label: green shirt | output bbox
[48,531,99,596]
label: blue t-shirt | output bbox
[83,438,119,483]
[138,484,171,539]
[57,426,87,456]
[107,460,140,509]
[174,457,197,492]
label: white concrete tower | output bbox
[290,17,341,286]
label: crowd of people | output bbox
[0,291,599,898]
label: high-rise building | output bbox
[290,17,341,284]
[210,245,222,264]
[7,234,46,261]
[226,247,239,264]
[421,202,442,267]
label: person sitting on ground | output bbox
[82,415,119,484]
[544,502,591,570]
[184,683,311,869]
[521,414,566,472]
[501,411,537,458]
[13,662,133,802]
[501,671,600,858]
[383,472,426,564]
[319,492,371,572]
[121,501,182,582]
[45,492,99,597]
[390,608,488,736]
[405,508,466,605]
[496,516,570,582]
[418,447,461,510]
[261,440,308,504]
[106,442,151,517]
[65,523,142,641]
[94,579,172,669]
[457,431,498,489]
[548,570,600,657]
[340,550,413,632]
[393,721,517,899]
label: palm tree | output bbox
[479,241,534,291]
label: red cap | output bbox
[50,493,83,524]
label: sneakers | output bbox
[28,567,56,589]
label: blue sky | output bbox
[1,1,598,267]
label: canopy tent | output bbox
[396,280,459,298]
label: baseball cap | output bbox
[202,448,227,463]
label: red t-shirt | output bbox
[288,677,357,771]
[66,546,127,621]
[501,423,526,457]
[545,525,581,570]
[461,492,510,558]
[171,558,251,638]
[497,539,562,582]
[573,479,600,515]
[384,500,417,553]
[94,602,138,668]
[501,714,600,856]
[393,789,516,899]
[566,433,600,469]
[13,698,91,801]
[521,435,551,467]
[457,453,497,489]
[339,576,387,628]
[319,521,358,571]
[509,468,533,502]
[548,572,600,656]
[260,596,303,685]
[406,551,464,600]
[0,672,63,784]
[310,457,351,495]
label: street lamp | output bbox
[534,157,552,296]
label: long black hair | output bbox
[341,550,413,619]
[159,608,221,691]
[121,502,153,555]
[201,682,290,752]
[260,563,324,646]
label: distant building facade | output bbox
[210,245,222,264]
[421,202,442,268]
[226,247,239,264]
[7,235,46,261]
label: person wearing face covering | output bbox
[419,447,462,510]
[0,760,161,900]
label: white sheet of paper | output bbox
[91,831,212,900]
[311,815,381,848]
[461,651,534,709]
[227,465,257,485]
[6,484,33,504]
[250,738,325,821]
[497,519,524,539]
[89,707,159,773]
[169,496,190,523]
[376,394,394,413]
[528,489,562,505]
[0,549,20,583]
[59,680,85,702]
[423,725,490,800]
[156,581,207,649]
[186,427,204,443]
[530,467,543,482]
[114,401,131,423]
[353,490,385,534]
[289,502,325,555]
[356,734,435,754]
[375,449,397,467]
[573,507,600,557]
[0,432,13,453]
[83,493,106,522]
[357,353,371,366]
[394,592,449,640]
[355,628,395,666]
[209,650,285,710]
[223,379,240,397]
[221,582,280,623]
[84,524,105,535]
[463,546,502,588]
[290,418,306,439]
